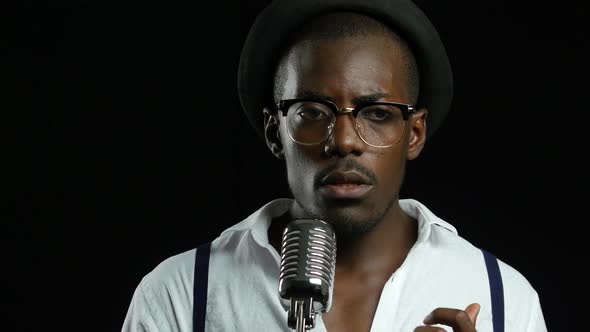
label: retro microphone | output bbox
[278,219,337,331]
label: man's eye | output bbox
[298,108,328,120]
[360,108,393,121]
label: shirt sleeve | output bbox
[526,292,548,332]
[121,249,195,332]
[121,282,161,332]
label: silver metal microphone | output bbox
[278,219,337,331]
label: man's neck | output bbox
[333,202,417,279]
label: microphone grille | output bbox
[305,226,336,285]
[278,219,336,312]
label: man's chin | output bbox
[328,214,379,243]
[309,205,380,241]
[291,195,389,240]
[303,195,396,242]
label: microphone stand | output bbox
[290,297,314,331]
[295,299,306,332]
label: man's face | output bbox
[269,35,425,236]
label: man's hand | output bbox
[413,303,480,332]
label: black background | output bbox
[5,0,585,331]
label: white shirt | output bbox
[122,198,547,332]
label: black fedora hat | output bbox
[238,0,453,140]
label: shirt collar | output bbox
[399,198,457,244]
[221,198,457,248]
[220,198,292,249]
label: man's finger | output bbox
[464,303,480,325]
[414,326,447,332]
[423,307,476,331]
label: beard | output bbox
[291,193,397,246]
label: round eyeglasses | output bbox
[274,98,416,148]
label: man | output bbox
[123,0,547,331]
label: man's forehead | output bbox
[281,35,403,75]
[286,33,404,56]
[279,37,409,91]
[282,12,408,65]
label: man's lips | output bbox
[318,171,374,199]
[320,171,372,186]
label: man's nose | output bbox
[323,114,365,157]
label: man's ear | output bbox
[407,108,427,160]
[263,107,285,159]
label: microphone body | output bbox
[278,219,337,331]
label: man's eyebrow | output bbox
[352,93,391,105]
[296,91,392,105]
[296,91,336,103]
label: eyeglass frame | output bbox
[273,98,417,148]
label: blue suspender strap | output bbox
[193,242,212,332]
[482,249,505,332]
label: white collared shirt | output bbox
[122,198,547,332]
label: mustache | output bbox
[313,158,378,188]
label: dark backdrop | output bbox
[5,0,585,331]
